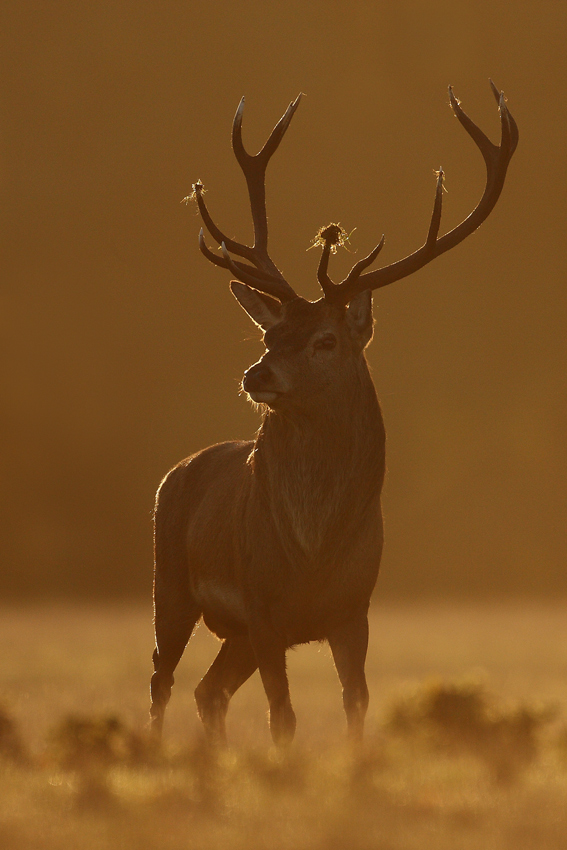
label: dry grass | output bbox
[1,600,567,849]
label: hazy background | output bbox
[1,0,565,601]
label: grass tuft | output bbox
[0,705,27,764]
[385,677,557,784]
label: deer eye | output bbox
[313,334,337,351]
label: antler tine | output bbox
[219,242,298,303]
[343,236,386,285]
[198,229,284,285]
[256,94,304,168]
[326,82,518,306]
[320,234,385,303]
[232,94,303,259]
[192,181,256,264]
[316,239,336,299]
[426,168,445,247]
[489,79,519,155]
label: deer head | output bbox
[192,84,518,409]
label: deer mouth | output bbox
[247,390,281,405]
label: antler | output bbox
[318,81,519,306]
[194,95,303,303]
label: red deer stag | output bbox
[150,83,517,747]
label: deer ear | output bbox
[230,282,283,330]
[346,289,374,348]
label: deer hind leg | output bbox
[151,464,202,738]
[328,614,370,744]
[150,588,201,738]
[194,635,258,746]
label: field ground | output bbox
[1,600,567,849]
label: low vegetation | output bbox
[385,677,557,784]
[1,679,567,849]
[2,602,567,848]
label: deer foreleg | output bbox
[249,625,296,747]
[328,614,370,744]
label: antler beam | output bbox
[320,81,518,305]
[194,96,303,303]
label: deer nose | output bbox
[243,362,273,392]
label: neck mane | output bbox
[250,357,385,561]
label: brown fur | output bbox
[150,293,385,746]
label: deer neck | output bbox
[251,359,384,557]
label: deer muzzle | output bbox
[242,361,281,404]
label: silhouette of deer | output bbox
[150,83,517,747]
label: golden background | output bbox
[1,0,565,599]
